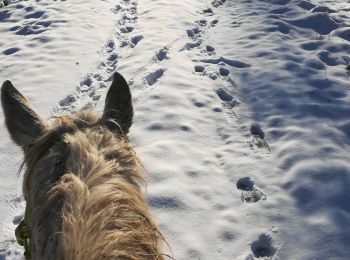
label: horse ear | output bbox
[102,72,133,135]
[1,80,46,149]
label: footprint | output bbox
[152,47,169,62]
[122,14,137,22]
[145,68,166,86]
[202,8,214,16]
[237,177,255,192]
[111,4,122,14]
[16,23,47,35]
[54,0,140,115]
[148,195,186,210]
[24,11,45,19]
[106,40,115,52]
[212,0,226,8]
[58,94,77,107]
[3,47,20,55]
[211,19,219,27]
[219,67,230,76]
[201,57,251,68]
[236,177,266,203]
[187,28,201,39]
[216,88,233,102]
[0,8,11,22]
[249,123,270,152]
[216,88,239,108]
[120,26,134,33]
[194,65,205,74]
[251,234,276,258]
[196,19,208,27]
[206,45,215,52]
[180,42,201,51]
[130,35,143,47]
[15,19,66,35]
[79,75,93,90]
[107,52,119,66]
[203,45,215,55]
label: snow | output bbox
[1,0,350,259]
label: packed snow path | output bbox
[1,0,350,259]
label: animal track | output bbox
[197,19,208,27]
[219,67,229,76]
[194,65,205,74]
[216,88,238,107]
[201,57,251,68]
[115,0,142,49]
[55,0,141,113]
[251,234,276,258]
[181,7,219,55]
[206,45,215,53]
[144,68,166,86]
[202,8,214,16]
[212,0,227,8]
[187,28,201,39]
[130,35,143,47]
[236,177,266,203]
[193,63,231,81]
[148,195,186,210]
[120,26,134,33]
[152,47,169,62]
[214,87,240,124]
[249,123,270,152]
[3,47,20,55]
[180,42,201,51]
[24,11,45,19]
[211,19,219,26]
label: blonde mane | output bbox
[23,111,165,260]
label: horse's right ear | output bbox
[1,81,46,150]
[102,72,133,135]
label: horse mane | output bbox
[22,110,166,260]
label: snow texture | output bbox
[1,0,350,259]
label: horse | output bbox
[1,72,166,260]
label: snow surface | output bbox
[1,0,350,259]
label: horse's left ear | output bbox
[1,80,47,150]
[102,72,133,135]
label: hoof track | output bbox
[251,234,277,258]
[202,8,214,16]
[144,68,166,86]
[194,65,205,74]
[130,35,143,47]
[249,123,270,153]
[212,0,227,8]
[193,63,231,81]
[216,88,239,108]
[152,47,169,62]
[180,42,201,51]
[236,177,266,203]
[187,28,201,39]
[201,56,251,68]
